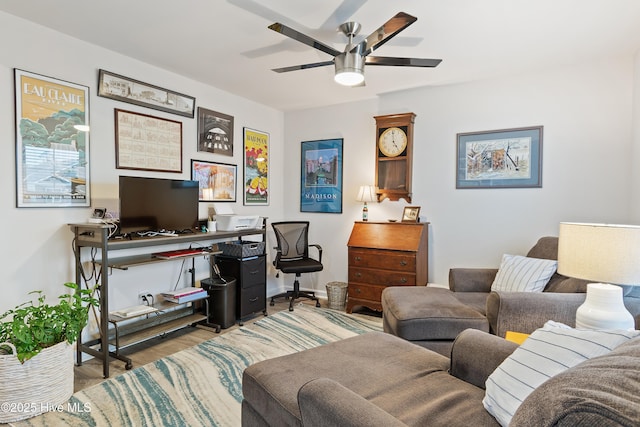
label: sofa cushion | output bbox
[491,254,557,293]
[382,287,489,341]
[242,331,503,427]
[483,321,640,426]
[511,336,640,426]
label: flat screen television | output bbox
[119,176,199,234]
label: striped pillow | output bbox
[491,254,557,292]
[483,321,640,426]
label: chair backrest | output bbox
[272,221,310,262]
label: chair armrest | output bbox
[298,378,407,427]
[449,329,518,389]
[448,268,498,292]
[486,291,586,337]
[309,244,322,263]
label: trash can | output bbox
[201,276,236,329]
[325,281,348,311]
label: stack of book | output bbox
[161,287,207,304]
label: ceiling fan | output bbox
[268,11,442,86]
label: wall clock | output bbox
[374,112,416,202]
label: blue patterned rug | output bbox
[12,306,382,426]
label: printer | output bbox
[212,203,262,231]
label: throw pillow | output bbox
[491,254,557,292]
[483,320,640,427]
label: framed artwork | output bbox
[402,206,421,222]
[191,160,237,202]
[98,69,195,118]
[300,138,343,214]
[115,109,183,173]
[197,107,234,156]
[14,69,91,207]
[243,128,269,205]
[456,126,543,189]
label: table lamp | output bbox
[557,222,640,330]
[356,185,377,221]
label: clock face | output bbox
[378,127,408,157]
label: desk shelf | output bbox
[70,222,266,378]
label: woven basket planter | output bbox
[0,341,74,422]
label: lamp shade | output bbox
[558,222,640,284]
[334,52,365,86]
[356,185,377,203]
[558,222,640,330]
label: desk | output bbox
[69,223,266,378]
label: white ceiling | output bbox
[2,0,640,112]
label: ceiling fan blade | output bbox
[353,12,417,57]
[268,23,341,57]
[272,61,335,73]
[365,56,442,67]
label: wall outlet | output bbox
[138,290,151,304]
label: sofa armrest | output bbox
[449,329,518,389]
[448,268,498,292]
[486,291,586,337]
[298,378,407,427]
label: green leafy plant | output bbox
[0,282,99,363]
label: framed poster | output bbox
[243,128,269,205]
[98,69,195,118]
[300,138,343,213]
[456,126,543,189]
[191,160,237,202]
[115,109,183,173]
[14,69,91,207]
[197,107,234,156]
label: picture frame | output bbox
[115,109,183,173]
[456,126,543,189]
[14,69,91,208]
[191,160,237,202]
[98,69,195,118]
[243,127,269,205]
[197,107,234,156]
[402,206,421,222]
[300,138,343,214]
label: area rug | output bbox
[11,305,382,427]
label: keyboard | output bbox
[152,248,209,259]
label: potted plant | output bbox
[0,282,98,422]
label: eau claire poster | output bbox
[15,69,90,207]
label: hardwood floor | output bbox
[73,298,323,392]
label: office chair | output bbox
[270,221,323,311]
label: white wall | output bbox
[0,12,284,319]
[2,9,639,320]
[285,56,637,289]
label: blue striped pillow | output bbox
[483,320,640,426]
[491,254,557,292]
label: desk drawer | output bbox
[349,249,416,271]
[347,283,384,302]
[349,267,416,287]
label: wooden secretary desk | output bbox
[346,221,429,313]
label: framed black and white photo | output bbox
[197,107,234,156]
[98,69,195,118]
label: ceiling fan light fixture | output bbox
[334,52,365,86]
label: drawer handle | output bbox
[355,256,362,261]
[249,297,258,302]
[400,277,407,283]
[249,270,260,275]
[355,272,362,278]
[355,288,361,294]
[399,260,407,266]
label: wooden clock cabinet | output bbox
[346,221,429,313]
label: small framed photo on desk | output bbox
[402,206,421,222]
